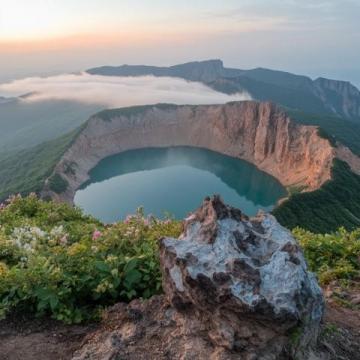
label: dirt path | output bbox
[0,315,97,360]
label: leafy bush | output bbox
[293,227,360,285]
[0,195,181,323]
[1,194,359,324]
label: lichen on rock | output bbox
[161,195,324,359]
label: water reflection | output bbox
[76,147,286,222]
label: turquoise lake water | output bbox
[74,147,286,222]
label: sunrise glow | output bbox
[0,0,358,86]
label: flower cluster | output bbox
[11,226,46,252]
[10,224,69,252]
[124,209,173,227]
[0,194,182,324]
[92,230,102,241]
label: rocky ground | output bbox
[0,315,95,360]
[0,299,359,360]
[0,197,359,359]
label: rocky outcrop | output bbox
[314,77,360,119]
[44,101,336,202]
[161,196,324,359]
[72,197,324,360]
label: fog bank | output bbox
[0,73,251,107]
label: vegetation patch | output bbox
[0,195,181,323]
[293,227,360,285]
[0,128,80,202]
[273,160,360,233]
[48,174,69,194]
[0,195,358,324]
[316,127,337,147]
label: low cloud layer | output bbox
[0,73,251,107]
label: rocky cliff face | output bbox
[72,197,324,360]
[44,101,336,202]
[314,77,360,119]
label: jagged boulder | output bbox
[161,195,324,359]
[72,196,324,360]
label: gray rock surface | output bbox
[72,197,328,360]
[161,195,324,359]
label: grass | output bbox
[0,195,358,324]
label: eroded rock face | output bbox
[43,101,336,202]
[314,77,360,119]
[161,196,324,359]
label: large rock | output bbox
[72,197,324,360]
[161,196,324,359]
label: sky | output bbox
[0,0,359,86]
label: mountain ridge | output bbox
[87,59,360,120]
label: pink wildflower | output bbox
[60,235,68,246]
[92,230,102,241]
[124,215,134,224]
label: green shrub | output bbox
[0,195,181,323]
[1,194,359,324]
[293,227,360,285]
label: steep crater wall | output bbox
[44,101,337,202]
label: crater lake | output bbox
[74,147,286,222]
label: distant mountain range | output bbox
[87,59,360,121]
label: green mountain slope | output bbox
[273,160,360,233]
[0,128,81,201]
[210,76,328,115]
[0,99,102,153]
